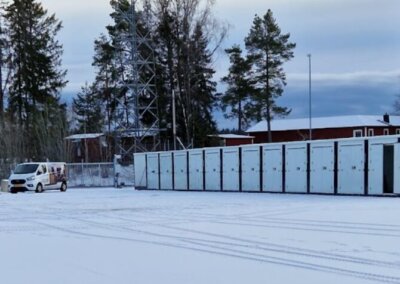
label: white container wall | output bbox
[160,152,173,190]
[338,139,365,194]
[394,144,400,194]
[222,148,240,191]
[310,141,335,194]
[285,143,308,193]
[368,137,398,195]
[140,135,400,196]
[262,144,283,192]
[147,153,159,190]
[241,145,261,192]
[173,151,188,190]
[205,148,221,191]
[134,153,147,188]
[189,149,204,191]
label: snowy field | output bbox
[1,188,400,284]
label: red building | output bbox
[245,114,400,144]
[208,134,255,147]
[65,133,110,163]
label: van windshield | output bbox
[14,164,39,174]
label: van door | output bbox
[39,164,50,188]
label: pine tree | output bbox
[152,0,226,147]
[189,23,217,147]
[245,10,295,142]
[92,34,119,134]
[88,0,225,148]
[73,84,104,134]
[220,45,254,132]
[4,0,68,160]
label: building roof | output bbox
[208,134,255,139]
[246,115,400,133]
[64,133,104,140]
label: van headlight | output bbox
[26,176,36,181]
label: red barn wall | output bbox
[250,126,400,144]
[225,138,254,147]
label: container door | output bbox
[368,137,398,195]
[160,153,173,190]
[310,142,334,194]
[369,143,384,195]
[174,151,188,190]
[222,148,240,191]
[338,140,365,194]
[205,149,221,191]
[262,145,283,192]
[383,145,394,194]
[241,146,261,192]
[285,143,308,193]
[147,153,159,190]
[394,144,400,194]
[134,153,147,188]
[189,150,204,191]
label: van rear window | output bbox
[14,164,39,174]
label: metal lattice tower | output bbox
[114,0,160,159]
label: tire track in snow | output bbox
[93,214,400,269]
[32,217,400,284]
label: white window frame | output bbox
[353,129,363,137]
[383,128,389,136]
[368,129,374,137]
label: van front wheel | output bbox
[60,182,67,192]
[35,184,43,193]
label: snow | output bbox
[64,133,104,140]
[1,188,400,284]
[209,134,255,139]
[246,115,400,133]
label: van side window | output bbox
[41,165,47,174]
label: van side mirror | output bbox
[37,171,42,176]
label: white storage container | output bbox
[222,147,240,191]
[394,143,400,194]
[285,142,308,193]
[189,149,204,191]
[205,148,221,191]
[241,145,261,192]
[160,152,173,190]
[173,151,188,190]
[338,139,365,194]
[262,144,283,192]
[368,137,398,195]
[147,153,160,190]
[310,141,335,194]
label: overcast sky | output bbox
[41,0,400,128]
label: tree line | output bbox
[0,0,295,176]
[0,0,67,177]
[73,0,296,149]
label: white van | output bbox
[8,162,67,193]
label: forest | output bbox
[0,0,295,176]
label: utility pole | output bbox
[308,54,312,140]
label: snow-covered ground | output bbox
[1,188,400,284]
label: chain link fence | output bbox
[66,162,135,188]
